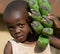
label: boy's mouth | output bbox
[15,35,24,40]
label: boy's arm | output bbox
[49,36,60,49]
[48,14,60,28]
[52,17,60,28]
[4,41,12,54]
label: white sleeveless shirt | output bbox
[9,39,52,54]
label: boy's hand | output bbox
[48,14,56,21]
[48,14,60,28]
[48,14,59,22]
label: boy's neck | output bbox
[23,41,37,47]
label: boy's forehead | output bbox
[10,10,22,19]
[5,9,28,21]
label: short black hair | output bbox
[3,0,28,20]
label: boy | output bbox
[3,0,52,54]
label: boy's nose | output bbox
[14,27,21,34]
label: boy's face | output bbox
[5,10,31,42]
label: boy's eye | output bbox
[17,24,25,28]
[8,26,14,31]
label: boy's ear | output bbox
[26,15,33,23]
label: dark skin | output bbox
[6,10,31,43]
[49,36,60,49]
[48,14,60,28]
[48,14,60,49]
[4,6,37,54]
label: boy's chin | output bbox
[15,38,26,43]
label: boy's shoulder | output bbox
[4,41,12,54]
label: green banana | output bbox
[30,12,42,22]
[37,0,43,6]
[41,16,53,27]
[28,0,42,22]
[42,28,53,36]
[37,35,49,48]
[37,0,52,16]
[31,21,44,34]
[28,0,39,13]
[42,0,51,13]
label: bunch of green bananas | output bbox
[25,0,53,49]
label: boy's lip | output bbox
[14,35,25,42]
[15,35,24,38]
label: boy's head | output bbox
[3,1,32,42]
[3,0,28,21]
